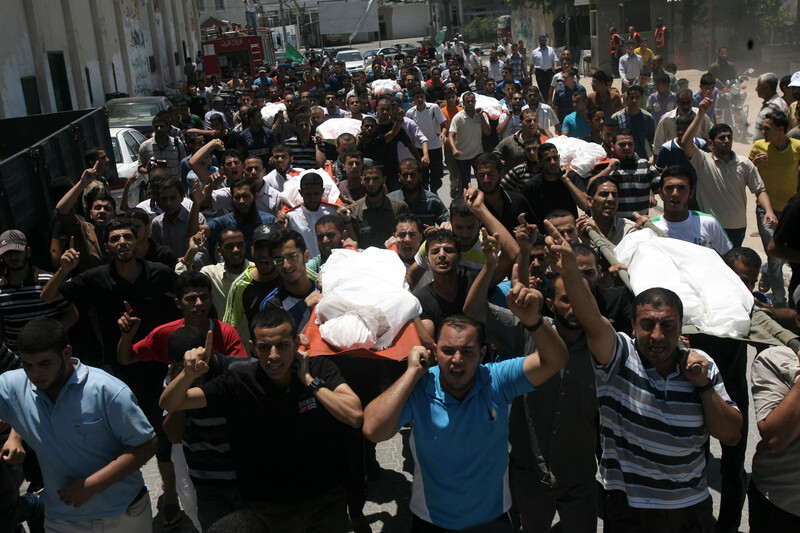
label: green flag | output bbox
[285,41,305,63]
[435,26,448,45]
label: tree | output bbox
[466,16,499,43]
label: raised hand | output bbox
[543,219,576,275]
[118,301,141,336]
[183,330,213,379]
[407,345,432,373]
[60,237,80,273]
[506,263,544,327]
[481,228,500,267]
[514,213,538,248]
[463,186,485,213]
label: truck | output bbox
[0,108,118,268]
[201,33,276,79]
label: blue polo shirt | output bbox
[398,357,533,529]
[0,359,154,520]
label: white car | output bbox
[108,127,147,208]
[336,49,365,73]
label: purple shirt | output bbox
[646,91,677,125]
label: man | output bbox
[602,128,660,218]
[561,89,590,138]
[340,161,409,250]
[651,55,679,93]
[505,43,528,82]
[426,67,447,104]
[634,39,654,71]
[768,189,800,298]
[611,85,655,159]
[463,234,599,532]
[117,270,247,367]
[551,69,585,128]
[238,107,278,166]
[363,302,567,530]
[653,17,670,63]
[177,228,251,339]
[189,178,276,259]
[149,177,208,266]
[449,92,492,196]
[497,92,526,140]
[651,166,733,254]
[754,73,790,141]
[286,172,339,257]
[389,213,425,269]
[223,224,281,343]
[213,156,281,216]
[126,207,178,268]
[487,50,505,82]
[441,89,463,189]
[584,106,606,145]
[56,164,115,271]
[160,307,362,532]
[474,153,534,235]
[285,113,324,169]
[530,34,557,94]
[588,70,623,120]
[500,136,541,193]
[306,214,352,277]
[388,159,449,230]
[358,99,418,191]
[406,87,447,194]
[647,73,677,125]
[547,53,578,106]
[265,144,300,192]
[691,72,719,124]
[521,143,588,224]
[138,112,186,180]
[608,27,624,78]
[576,175,636,245]
[618,41,642,94]
[682,98,775,247]
[708,47,737,86]
[748,310,800,530]
[204,97,230,129]
[0,318,157,529]
[522,86,559,135]
[547,222,743,531]
[0,230,77,352]
[750,109,800,304]
[654,88,713,148]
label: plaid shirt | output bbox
[607,158,660,218]
[505,53,527,81]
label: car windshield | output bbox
[110,137,122,163]
[338,52,363,62]
[107,103,162,124]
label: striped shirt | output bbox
[0,269,69,351]
[595,333,737,509]
[285,136,319,169]
[607,159,660,218]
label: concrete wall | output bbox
[511,5,551,54]
[383,3,430,40]
[0,0,201,119]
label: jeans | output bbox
[756,206,785,303]
[245,11,257,35]
[421,148,444,194]
[44,489,151,533]
[444,150,461,198]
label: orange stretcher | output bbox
[303,309,420,361]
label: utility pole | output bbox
[279,0,288,50]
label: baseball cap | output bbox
[258,67,267,74]
[0,230,27,255]
[788,71,800,88]
[252,224,275,245]
[539,34,547,40]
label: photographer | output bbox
[137,111,186,181]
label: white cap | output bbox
[788,71,800,88]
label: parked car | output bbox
[108,127,146,207]
[336,49,365,73]
[106,96,170,136]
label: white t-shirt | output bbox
[406,103,446,150]
[212,177,280,215]
[287,203,339,257]
[449,110,486,160]
[651,211,732,254]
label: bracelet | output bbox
[694,380,714,394]
[524,315,544,333]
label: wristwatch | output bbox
[308,377,326,393]
[525,314,545,333]
[694,380,714,395]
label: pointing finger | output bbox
[69,236,75,250]
[517,212,527,225]
[203,330,213,360]
[124,301,133,314]
[511,262,520,285]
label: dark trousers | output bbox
[603,490,713,533]
[611,55,620,78]
[410,512,513,532]
[724,227,746,247]
[748,480,800,532]
[251,487,348,533]
[534,68,554,94]
[687,334,748,531]
[422,148,444,194]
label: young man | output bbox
[577,176,636,245]
[263,229,320,331]
[475,153,535,235]
[561,89,590,138]
[602,128,660,218]
[214,156,281,216]
[137,111,186,180]
[237,107,278,167]
[406,87,448,194]
[160,307,362,532]
[618,41,642,94]
[0,318,157,529]
[337,150,367,203]
[264,144,301,192]
[547,221,743,532]
[286,172,339,257]
[551,69,585,129]
[339,161,409,250]
[388,159,449,230]
[149,177,207,266]
[306,214,353,277]
[449,92,492,196]
[494,108,544,176]
[588,70,623,120]
[521,143,589,223]
[611,85,655,159]
[363,307,567,530]
[126,207,179,268]
[389,213,425,269]
[651,166,733,254]
[647,73,677,125]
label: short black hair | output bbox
[654,73,671,87]
[314,214,345,233]
[176,270,213,298]
[84,146,106,167]
[17,318,68,356]
[272,143,291,155]
[249,307,298,340]
[473,152,503,173]
[437,314,485,347]
[266,228,307,254]
[103,215,137,243]
[700,72,716,86]
[708,122,733,140]
[425,228,461,255]
[633,287,684,323]
[723,247,762,270]
[627,85,644,97]
[587,106,604,121]
[300,172,324,189]
[765,110,789,133]
[448,198,474,220]
[537,142,558,159]
[544,209,575,222]
[90,193,117,212]
[394,213,423,233]
[587,175,619,197]
[125,207,150,227]
[613,128,634,143]
[660,165,695,189]
[591,70,613,84]
[166,327,206,365]
[230,178,257,196]
[157,177,186,197]
[675,112,696,128]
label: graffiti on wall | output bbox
[121,0,151,95]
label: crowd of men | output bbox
[1,21,800,533]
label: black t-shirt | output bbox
[595,285,634,336]
[238,126,278,167]
[200,357,348,502]
[359,122,412,191]
[241,277,282,326]
[60,260,179,363]
[487,190,537,235]
[413,272,475,328]
[143,238,178,268]
[426,83,446,103]
[188,96,206,118]
[520,171,586,222]
[773,192,800,251]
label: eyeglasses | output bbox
[272,252,302,266]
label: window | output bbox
[214,0,224,10]
[122,131,142,160]
[196,0,206,11]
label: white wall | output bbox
[0,2,36,115]
[388,3,429,40]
